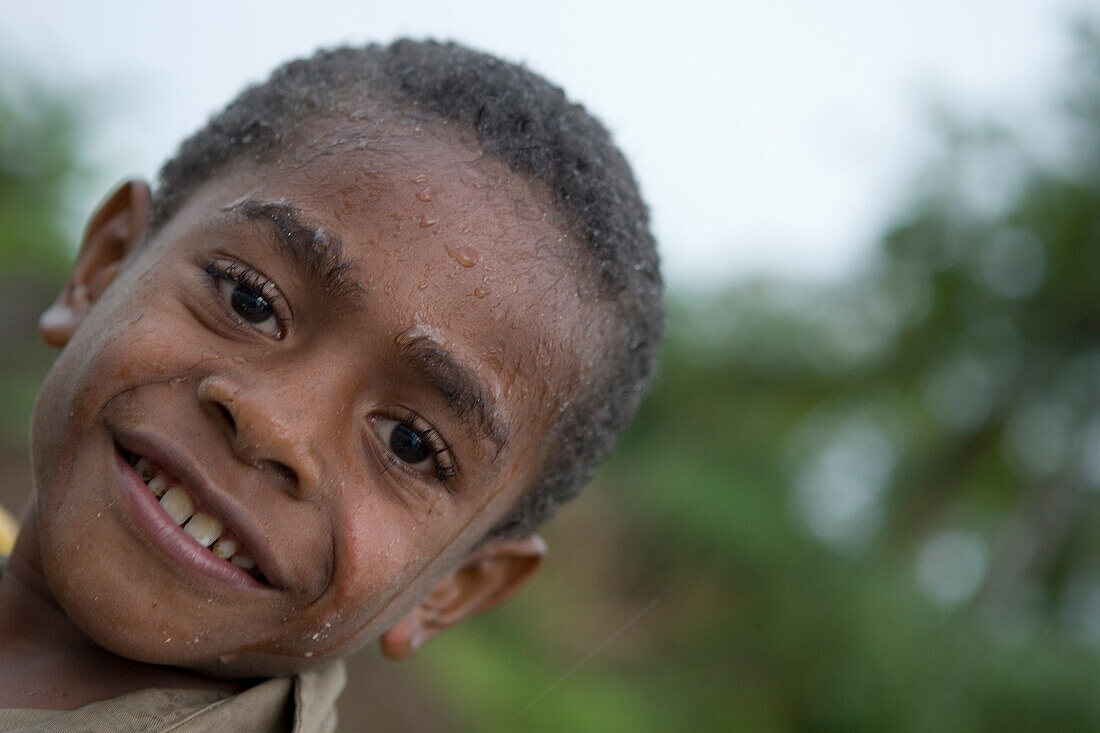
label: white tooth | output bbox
[230,554,255,571]
[160,487,194,525]
[135,457,155,480]
[211,538,238,559]
[147,473,169,498]
[183,513,223,547]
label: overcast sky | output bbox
[1,0,1087,286]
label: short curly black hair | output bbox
[150,39,664,539]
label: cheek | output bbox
[30,273,201,504]
[331,494,466,612]
[50,275,210,401]
[256,527,424,665]
[332,508,421,608]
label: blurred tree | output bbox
[421,20,1100,733]
[0,70,86,447]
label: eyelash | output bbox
[375,409,458,486]
[201,258,290,337]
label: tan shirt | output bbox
[0,662,345,733]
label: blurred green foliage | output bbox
[422,22,1100,733]
[5,23,1100,733]
[0,71,84,445]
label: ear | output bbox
[379,534,547,659]
[39,179,152,347]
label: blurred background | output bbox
[4,1,1100,730]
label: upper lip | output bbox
[112,426,287,589]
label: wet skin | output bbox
[9,117,595,693]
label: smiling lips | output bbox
[121,449,264,582]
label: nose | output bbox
[197,374,322,500]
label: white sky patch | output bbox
[0,0,1086,286]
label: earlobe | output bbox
[380,534,547,659]
[39,179,152,347]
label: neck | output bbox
[0,514,245,710]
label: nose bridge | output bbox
[198,362,327,494]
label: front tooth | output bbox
[160,487,194,525]
[211,538,238,559]
[183,513,223,547]
[230,554,255,571]
[135,457,155,481]
[147,473,169,498]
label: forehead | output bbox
[285,113,576,304]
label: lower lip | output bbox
[114,448,264,590]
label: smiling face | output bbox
[29,117,594,675]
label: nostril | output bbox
[205,401,237,434]
[266,460,299,488]
[199,378,311,496]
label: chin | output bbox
[193,649,342,679]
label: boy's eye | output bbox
[219,279,276,331]
[372,417,439,475]
[204,260,285,337]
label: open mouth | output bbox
[118,447,269,585]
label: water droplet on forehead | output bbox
[445,243,478,268]
[416,187,434,202]
[474,287,491,299]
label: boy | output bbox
[0,39,663,731]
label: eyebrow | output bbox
[227,198,362,305]
[394,331,509,455]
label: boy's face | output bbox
[30,118,591,675]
